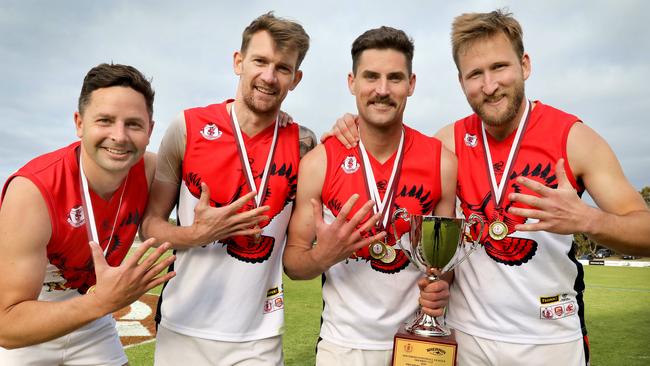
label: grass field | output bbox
[125,265,650,366]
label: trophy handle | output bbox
[391,208,412,261]
[466,213,485,248]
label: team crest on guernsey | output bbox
[66,205,85,228]
[464,133,477,147]
[341,155,360,174]
[200,123,222,140]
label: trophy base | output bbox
[392,326,457,366]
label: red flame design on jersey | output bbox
[461,163,559,266]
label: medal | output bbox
[230,104,279,242]
[481,101,531,240]
[358,129,405,262]
[488,220,508,240]
[369,241,387,260]
[380,244,397,264]
[253,225,262,243]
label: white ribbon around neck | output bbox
[358,129,405,229]
[230,105,279,208]
[480,100,530,204]
[79,153,127,256]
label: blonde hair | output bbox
[451,9,524,70]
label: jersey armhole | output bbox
[562,120,584,192]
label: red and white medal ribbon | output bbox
[481,100,531,240]
[358,129,405,230]
[229,104,279,209]
[481,100,531,205]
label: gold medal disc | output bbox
[380,245,397,263]
[253,225,262,243]
[489,220,508,240]
[369,241,387,260]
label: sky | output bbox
[1,0,648,194]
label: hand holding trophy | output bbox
[390,208,484,366]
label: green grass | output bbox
[583,266,650,366]
[125,266,650,366]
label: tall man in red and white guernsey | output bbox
[0,63,175,365]
[140,13,316,366]
[328,10,650,366]
[283,26,457,366]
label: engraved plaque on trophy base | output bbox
[392,326,457,366]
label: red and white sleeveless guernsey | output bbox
[158,100,300,341]
[319,126,443,350]
[1,141,148,298]
[447,101,588,344]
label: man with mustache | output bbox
[283,26,456,365]
[140,12,315,365]
[0,63,175,365]
[328,9,650,365]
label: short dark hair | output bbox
[241,12,310,69]
[351,26,414,75]
[451,9,524,70]
[78,63,155,118]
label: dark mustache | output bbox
[368,95,396,106]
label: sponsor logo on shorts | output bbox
[341,155,360,174]
[67,205,85,227]
[464,133,477,147]
[200,123,222,140]
[540,299,578,320]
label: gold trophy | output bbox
[391,208,484,366]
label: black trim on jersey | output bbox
[568,241,589,364]
[315,272,327,357]
[154,206,181,330]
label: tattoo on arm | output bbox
[299,125,317,158]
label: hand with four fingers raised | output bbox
[188,182,270,246]
[88,238,176,316]
[508,158,596,235]
[309,194,386,273]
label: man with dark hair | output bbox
[283,26,456,365]
[328,9,650,365]
[0,63,175,365]
[140,12,315,365]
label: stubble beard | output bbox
[473,81,525,127]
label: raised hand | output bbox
[310,194,386,271]
[508,158,594,234]
[190,182,270,245]
[319,113,360,147]
[418,268,450,317]
[88,238,176,315]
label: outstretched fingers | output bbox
[123,237,157,268]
